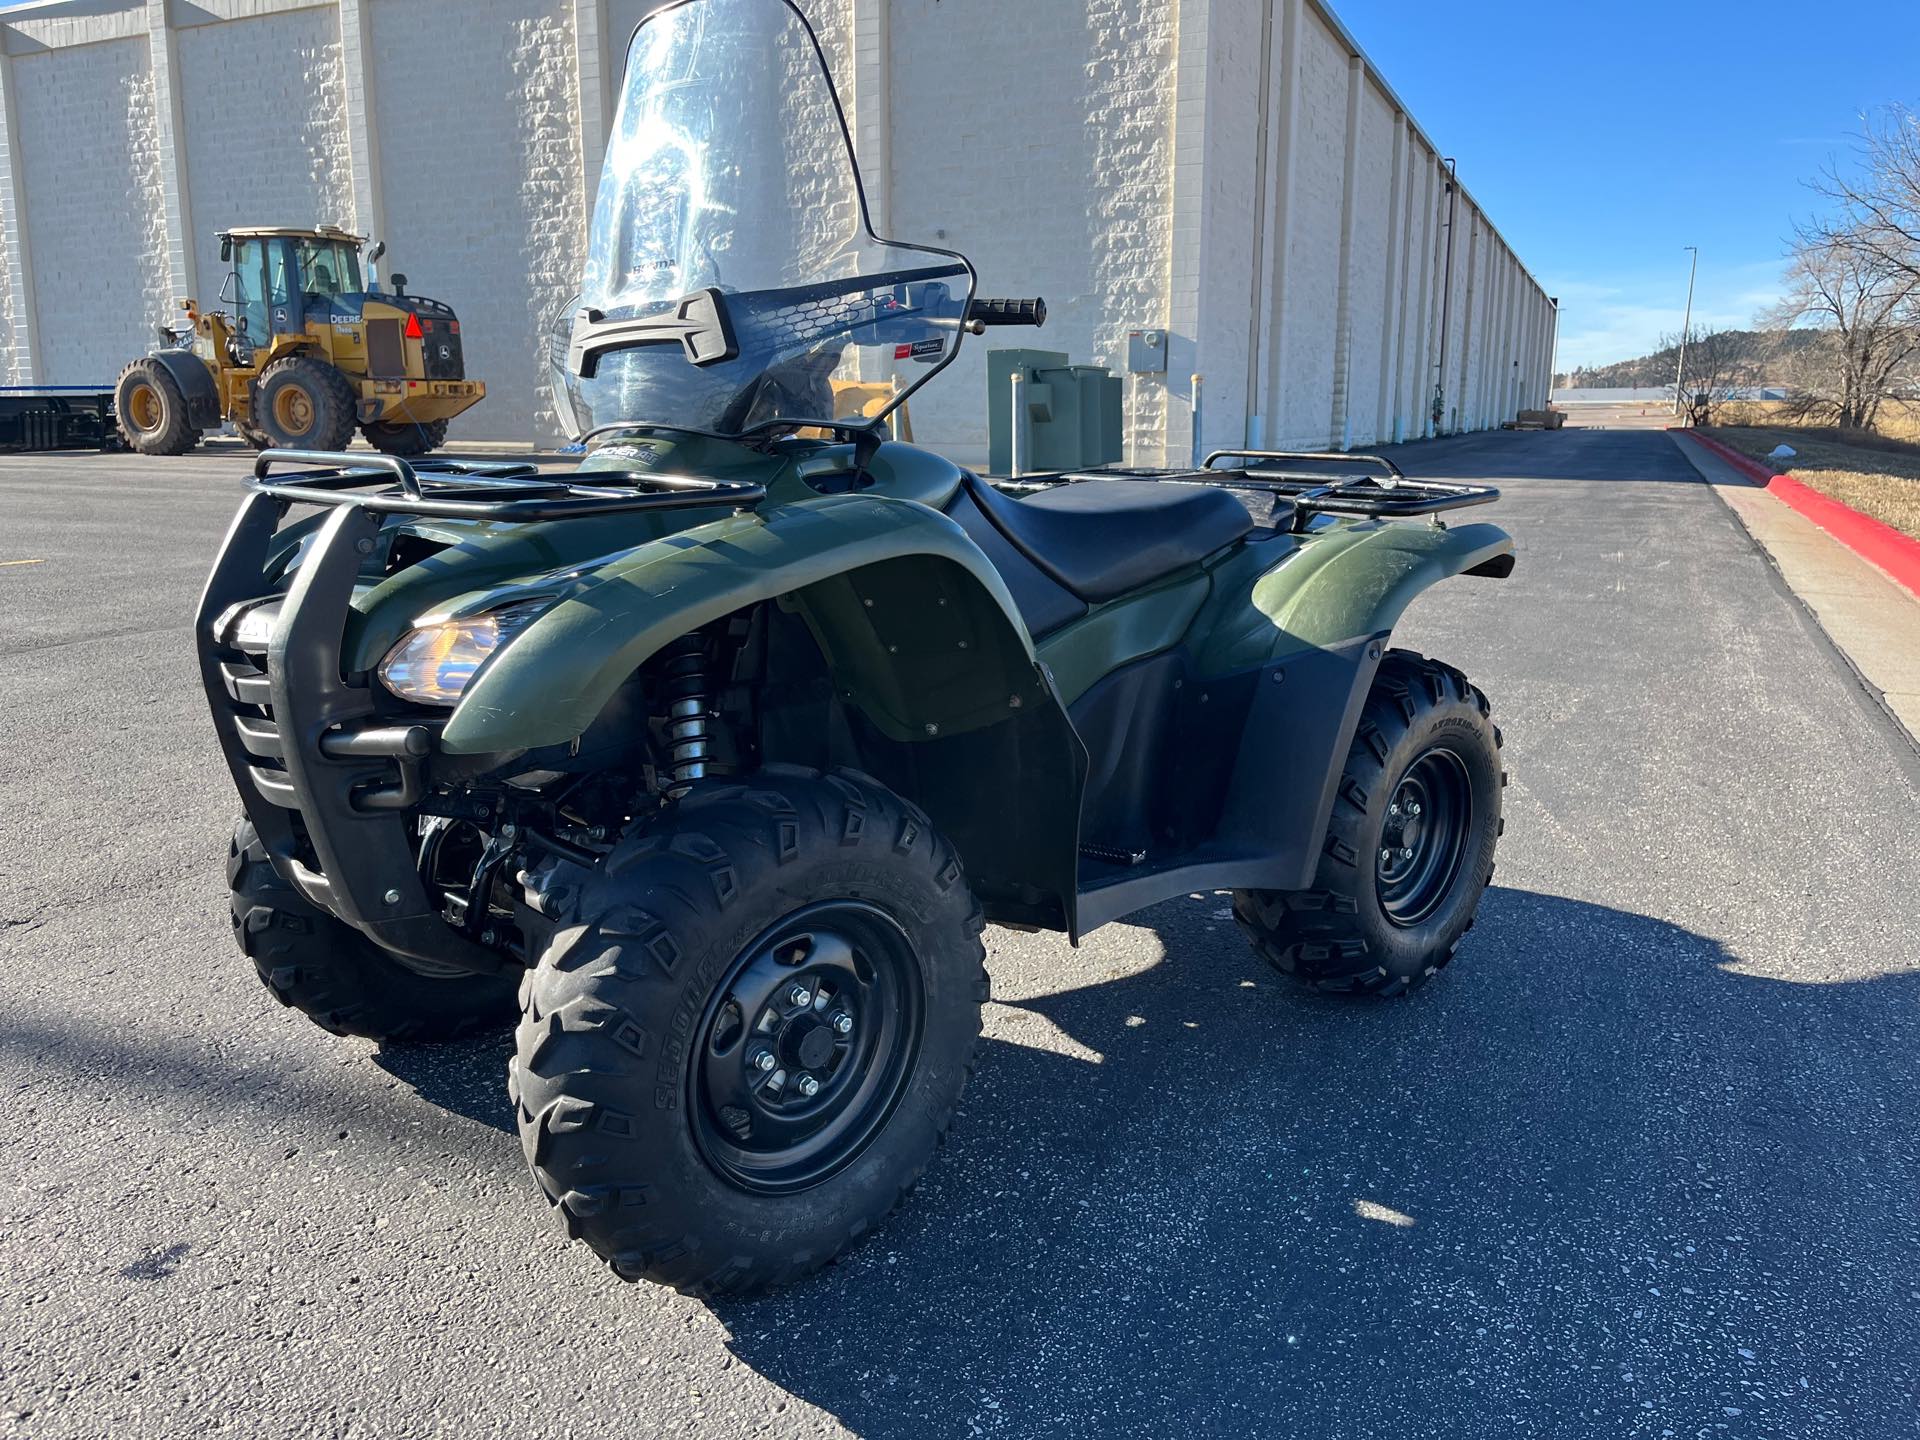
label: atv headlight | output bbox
[377,600,550,706]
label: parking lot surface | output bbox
[2,429,1917,1438]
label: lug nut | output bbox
[831,1012,854,1036]
[1380,849,1393,865]
[1400,847,1414,860]
[788,984,812,1007]
[796,1074,820,1098]
[1388,803,1401,818]
[752,1049,775,1073]
[1408,802,1422,817]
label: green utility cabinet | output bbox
[986,348,1124,475]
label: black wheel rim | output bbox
[690,901,924,1196]
[1375,747,1474,926]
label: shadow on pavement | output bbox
[708,886,1918,1439]
[371,1025,516,1135]
[11,884,1908,1435]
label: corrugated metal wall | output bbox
[1175,0,1555,460]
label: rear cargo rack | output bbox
[250,448,766,520]
[1200,449,1498,527]
[1037,450,1497,533]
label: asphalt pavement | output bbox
[1,428,1917,1439]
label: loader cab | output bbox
[218,228,365,344]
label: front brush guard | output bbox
[195,494,510,976]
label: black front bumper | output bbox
[194,493,508,975]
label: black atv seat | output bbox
[963,474,1253,604]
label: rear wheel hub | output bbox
[1376,747,1473,926]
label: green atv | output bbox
[196,0,1512,1296]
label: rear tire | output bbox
[228,819,517,1041]
[511,768,987,1295]
[363,417,449,456]
[1233,650,1504,996]
[254,355,357,450]
[114,357,200,455]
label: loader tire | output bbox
[228,819,517,1042]
[363,417,449,456]
[254,355,357,450]
[511,767,988,1296]
[115,358,200,455]
[1233,649,1504,996]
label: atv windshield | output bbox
[558,0,973,439]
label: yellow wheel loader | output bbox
[115,226,485,457]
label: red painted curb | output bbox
[1678,429,1920,599]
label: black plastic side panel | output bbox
[1209,636,1379,870]
[943,482,1087,639]
[151,348,222,428]
[1068,650,1183,857]
[1072,635,1380,935]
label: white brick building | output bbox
[0,0,1553,460]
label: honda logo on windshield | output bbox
[568,288,740,378]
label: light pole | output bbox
[1673,245,1698,416]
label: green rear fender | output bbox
[1192,519,1515,674]
[440,494,1055,754]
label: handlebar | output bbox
[965,297,1047,329]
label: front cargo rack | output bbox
[1200,449,1498,528]
[250,448,766,521]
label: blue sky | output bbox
[1335,0,1920,370]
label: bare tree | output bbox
[1662,325,1756,424]
[1818,106,1920,283]
[1766,221,1920,430]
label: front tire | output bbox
[253,355,357,450]
[114,357,200,455]
[228,819,518,1041]
[511,768,987,1295]
[1234,650,1504,995]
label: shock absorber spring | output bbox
[660,633,711,798]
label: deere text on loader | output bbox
[116,226,484,457]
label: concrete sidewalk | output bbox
[1672,432,1920,744]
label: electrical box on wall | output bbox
[986,349,1124,475]
[1126,328,1167,374]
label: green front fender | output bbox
[439,494,1048,755]
[1192,519,1515,674]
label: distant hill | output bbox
[1557,329,1812,390]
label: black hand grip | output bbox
[966,297,1047,328]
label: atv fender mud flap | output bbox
[1075,520,1513,935]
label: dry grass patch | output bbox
[1704,421,1920,542]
